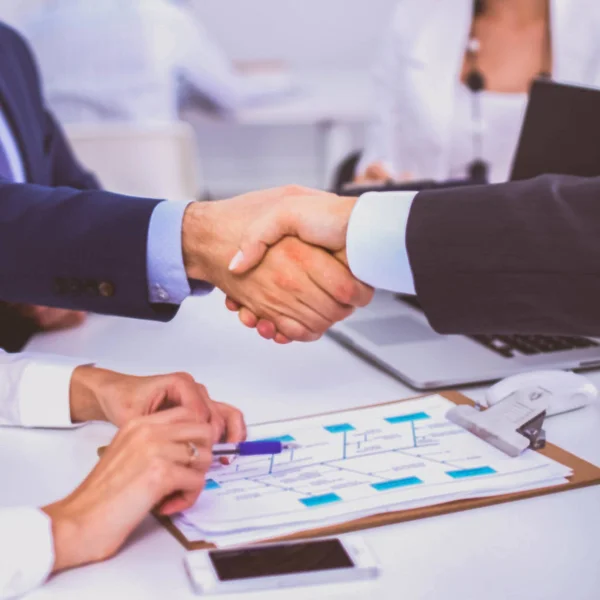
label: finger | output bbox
[225,297,242,312]
[163,374,212,423]
[216,401,247,465]
[163,422,214,450]
[155,465,207,515]
[228,210,288,275]
[148,439,212,472]
[128,405,199,429]
[217,402,247,444]
[37,308,86,330]
[273,315,321,342]
[307,251,374,310]
[364,162,393,182]
[206,398,226,444]
[238,307,259,329]
[274,332,292,344]
[256,319,276,340]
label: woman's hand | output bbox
[43,408,214,572]
[355,162,413,184]
[19,304,87,331]
[69,366,247,445]
[354,162,394,184]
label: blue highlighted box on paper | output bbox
[385,412,430,424]
[258,435,296,443]
[324,423,356,434]
[204,479,220,490]
[300,493,342,507]
[446,466,496,479]
[371,476,423,491]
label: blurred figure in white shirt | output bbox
[22,0,292,124]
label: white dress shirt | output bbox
[0,352,89,600]
[346,191,417,295]
[0,111,25,184]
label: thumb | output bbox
[228,206,294,274]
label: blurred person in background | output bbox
[21,0,293,125]
[357,0,600,185]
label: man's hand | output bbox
[43,408,213,572]
[226,192,357,275]
[69,366,246,445]
[182,186,372,341]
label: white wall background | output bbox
[1,0,400,196]
[187,0,400,195]
[189,0,399,69]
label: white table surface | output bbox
[6,292,600,599]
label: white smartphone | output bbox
[184,536,379,595]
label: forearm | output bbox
[408,174,600,335]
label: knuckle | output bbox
[131,422,153,445]
[334,280,359,306]
[172,371,195,385]
[197,450,213,471]
[278,319,310,341]
[282,184,306,196]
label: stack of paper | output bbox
[174,395,571,547]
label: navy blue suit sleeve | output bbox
[0,179,177,321]
[43,110,101,191]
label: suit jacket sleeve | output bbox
[0,24,177,322]
[407,174,600,335]
[0,178,176,321]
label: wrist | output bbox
[42,501,85,572]
[43,496,115,572]
[69,366,108,423]
[181,201,224,284]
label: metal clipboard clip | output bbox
[446,387,548,457]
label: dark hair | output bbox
[474,0,486,16]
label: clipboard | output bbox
[148,392,600,549]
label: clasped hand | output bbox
[182,186,373,343]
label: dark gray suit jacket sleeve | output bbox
[407,174,600,336]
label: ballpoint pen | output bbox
[97,440,300,458]
[212,441,301,456]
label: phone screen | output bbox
[208,539,355,581]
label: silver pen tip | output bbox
[282,442,302,450]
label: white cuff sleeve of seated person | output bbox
[16,354,93,428]
[346,191,417,294]
[0,507,55,599]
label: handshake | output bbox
[182,185,373,343]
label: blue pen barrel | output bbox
[238,441,282,456]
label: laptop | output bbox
[329,79,600,389]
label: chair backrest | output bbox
[64,122,203,200]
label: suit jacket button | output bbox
[99,281,116,297]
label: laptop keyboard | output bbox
[469,334,598,358]
[397,295,598,358]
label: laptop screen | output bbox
[510,79,600,181]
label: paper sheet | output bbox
[177,395,571,545]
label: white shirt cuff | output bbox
[0,508,54,599]
[346,191,418,294]
[18,356,92,428]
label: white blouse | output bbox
[0,353,87,599]
[447,83,528,183]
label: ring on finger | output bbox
[187,441,199,467]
